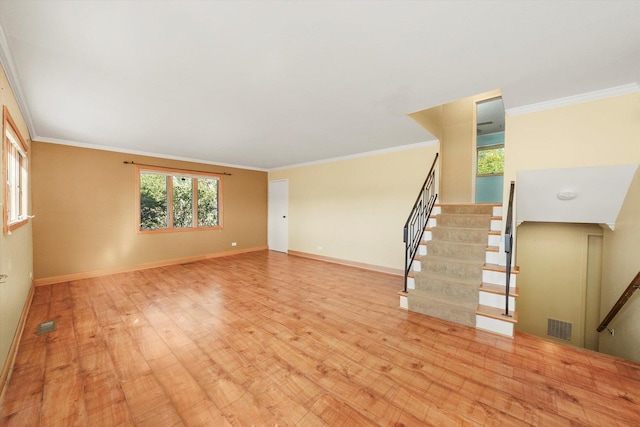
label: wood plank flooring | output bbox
[1,250,640,426]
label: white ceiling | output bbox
[0,1,638,170]
[517,164,639,230]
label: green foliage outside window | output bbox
[477,146,504,175]
[197,178,219,227]
[139,170,219,231]
[172,176,193,228]
[140,173,168,230]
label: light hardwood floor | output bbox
[1,251,639,426]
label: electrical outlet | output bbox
[231,242,237,247]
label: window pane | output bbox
[140,173,168,230]
[477,147,504,175]
[172,176,193,228]
[197,178,219,227]
[4,109,29,233]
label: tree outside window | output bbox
[477,146,504,175]
[138,168,221,232]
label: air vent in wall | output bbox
[547,318,572,341]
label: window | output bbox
[477,145,504,176]
[137,166,222,232]
[3,106,29,234]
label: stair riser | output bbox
[430,218,501,232]
[485,251,503,265]
[483,270,518,287]
[415,279,479,300]
[432,228,488,244]
[400,294,408,309]
[436,215,491,229]
[423,260,483,281]
[433,205,502,217]
[488,234,501,246]
[476,315,514,337]
[407,277,415,290]
[479,292,516,310]
[426,241,486,261]
[440,205,494,215]
[408,300,476,328]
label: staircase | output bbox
[400,203,519,337]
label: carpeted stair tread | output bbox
[435,213,492,229]
[416,271,480,288]
[414,275,480,299]
[439,204,495,215]
[431,226,489,244]
[420,256,484,281]
[421,254,484,267]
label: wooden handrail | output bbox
[597,271,640,332]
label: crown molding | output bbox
[0,23,37,139]
[35,137,269,172]
[506,83,640,116]
[268,139,439,172]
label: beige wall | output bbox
[504,93,640,190]
[439,97,474,203]
[410,90,501,203]
[268,143,439,271]
[0,66,34,382]
[31,143,267,280]
[600,168,640,362]
[515,222,603,347]
[508,93,640,357]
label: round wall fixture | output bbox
[557,190,577,201]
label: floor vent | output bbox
[37,320,57,335]
[547,318,572,341]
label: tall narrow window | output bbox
[137,166,222,232]
[3,106,29,234]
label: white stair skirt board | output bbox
[400,294,408,309]
[476,315,514,337]
[407,277,415,290]
[479,292,516,310]
[490,219,502,231]
[483,270,517,287]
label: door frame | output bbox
[268,179,289,253]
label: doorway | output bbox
[475,97,505,203]
[584,235,603,351]
[268,179,288,253]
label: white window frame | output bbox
[3,106,29,234]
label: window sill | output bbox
[4,217,29,235]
